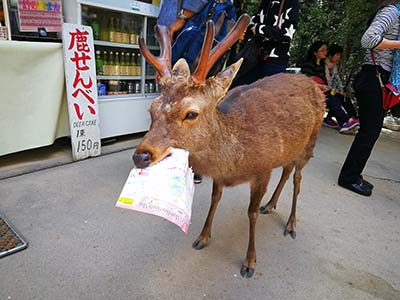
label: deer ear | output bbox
[216,59,243,90]
[172,58,191,79]
[209,59,243,100]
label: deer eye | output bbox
[184,111,198,121]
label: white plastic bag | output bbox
[116,148,195,234]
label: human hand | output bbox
[320,84,330,93]
[169,18,186,41]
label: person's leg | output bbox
[338,65,385,191]
[339,94,358,118]
[325,94,349,126]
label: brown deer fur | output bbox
[133,17,326,278]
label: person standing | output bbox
[157,0,210,185]
[157,0,208,40]
[231,0,300,87]
[338,0,400,196]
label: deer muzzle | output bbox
[132,151,152,168]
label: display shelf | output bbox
[97,75,141,80]
[94,40,139,49]
[94,40,158,50]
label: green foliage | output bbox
[241,0,376,82]
[290,0,376,82]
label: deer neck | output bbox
[189,109,241,178]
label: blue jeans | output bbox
[231,60,287,88]
[325,94,350,126]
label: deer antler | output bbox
[191,14,251,85]
[139,25,172,79]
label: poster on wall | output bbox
[17,0,62,32]
[62,23,101,161]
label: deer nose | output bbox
[133,152,152,168]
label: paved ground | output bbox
[0,127,399,300]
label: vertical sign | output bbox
[17,0,62,32]
[62,23,101,161]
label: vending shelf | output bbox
[94,40,158,50]
[97,75,141,80]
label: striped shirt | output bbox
[362,5,400,72]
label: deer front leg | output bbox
[241,174,270,278]
[284,166,302,239]
[260,164,294,214]
[192,181,223,250]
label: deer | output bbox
[133,15,326,278]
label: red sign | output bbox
[17,0,62,32]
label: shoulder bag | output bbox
[370,50,400,111]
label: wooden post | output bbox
[2,0,12,40]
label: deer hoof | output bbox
[192,239,207,250]
[259,205,271,215]
[240,266,255,278]
[283,228,296,239]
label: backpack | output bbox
[171,0,236,76]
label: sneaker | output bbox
[323,117,339,128]
[383,115,400,131]
[194,174,202,184]
[339,118,360,134]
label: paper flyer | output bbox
[116,148,195,234]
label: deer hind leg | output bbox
[241,173,271,278]
[284,134,318,239]
[192,181,223,250]
[260,164,294,215]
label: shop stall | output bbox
[0,0,161,156]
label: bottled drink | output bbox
[91,14,100,40]
[129,19,138,44]
[115,17,122,43]
[108,51,115,75]
[120,52,126,76]
[125,53,132,76]
[99,15,109,41]
[120,80,127,94]
[115,51,120,76]
[131,52,137,76]
[102,50,109,75]
[95,50,103,75]
[109,16,116,42]
[97,80,107,96]
[136,52,141,76]
[121,20,130,44]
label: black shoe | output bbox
[338,179,372,197]
[194,174,202,184]
[360,176,374,190]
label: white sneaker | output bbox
[383,115,400,131]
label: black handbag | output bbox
[235,38,262,77]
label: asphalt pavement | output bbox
[0,127,399,300]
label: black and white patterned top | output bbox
[249,0,300,65]
[362,5,400,72]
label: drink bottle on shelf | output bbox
[121,20,130,44]
[115,17,122,43]
[102,50,109,75]
[91,14,100,40]
[114,51,120,76]
[136,52,141,76]
[108,51,115,75]
[95,50,103,75]
[109,16,116,42]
